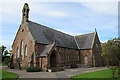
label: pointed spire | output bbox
[22,3,30,23]
[95,28,97,32]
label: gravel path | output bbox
[1,66,108,79]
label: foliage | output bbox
[3,57,10,65]
[0,45,12,63]
[4,50,8,56]
[9,58,14,69]
[0,63,7,66]
[71,69,119,80]
[16,58,22,70]
[102,38,120,79]
[0,45,6,55]
[7,55,14,69]
[1,70,18,80]
[26,66,41,72]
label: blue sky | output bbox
[0,1,118,50]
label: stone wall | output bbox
[92,32,103,66]
[80,49,92,66]
[35,44,80,70]
[12,23,35,69]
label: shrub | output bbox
[2,56,10,64]
[26,66,41,72]
[9,64,14,69]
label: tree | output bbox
[8,50,12,55]
[102,38,120,79]
[4,50,8,56]
[0,45,6,55]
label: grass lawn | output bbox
[0,63,7,66]
[0,70,19,80]
[71,69,120,80]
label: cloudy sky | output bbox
[0,0,119,50]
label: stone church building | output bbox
[12,3,103,71]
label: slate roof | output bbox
[27,21,78,49]
[39,44,54,57]
[75,32,95,49]
[26,21,96,51]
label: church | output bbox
[12,3,103,71]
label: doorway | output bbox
[50,51,57,67]
[84,56,88,65]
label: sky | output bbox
[0,0,119,50]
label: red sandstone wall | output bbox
[12,23,35,68]
[80,49,92,66]
[92,32,103,66]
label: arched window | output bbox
[24,45,27,58]
[20,40,23,58]
[16,47,19,58]
[84,56,88,65]
[67,53,69,62]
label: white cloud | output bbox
[71,0,119,2]
[30,3,67,18]
[101,40,107,43]
[48,11,66,17]
[0,40,12,50]
[0,0,119,2]
[80,2,118,15]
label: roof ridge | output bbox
[27,20,73,37]
[75,32,95,37]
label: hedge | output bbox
[26,66,41,72]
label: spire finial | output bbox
[22,3,30,23]
[95,28,97,32]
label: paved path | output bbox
[1,66,108,79]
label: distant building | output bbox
[12,3,103,71]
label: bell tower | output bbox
[22,3,30,23]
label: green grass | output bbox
[0,70,19,80]
[0,63,7,66]
[71,69,120,80]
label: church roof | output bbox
[27,21,78,49]
[38,44,54,57]
[26,21,96,50]
[75,32,95,49]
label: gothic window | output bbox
[24,45,27,58]
[84,56,88,65]
[20,40,23,58]
[67,50,70,62]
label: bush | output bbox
[2,56,10,63]
[26,66,41,72]
[3,57,10,65]
[9,65,14,69]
